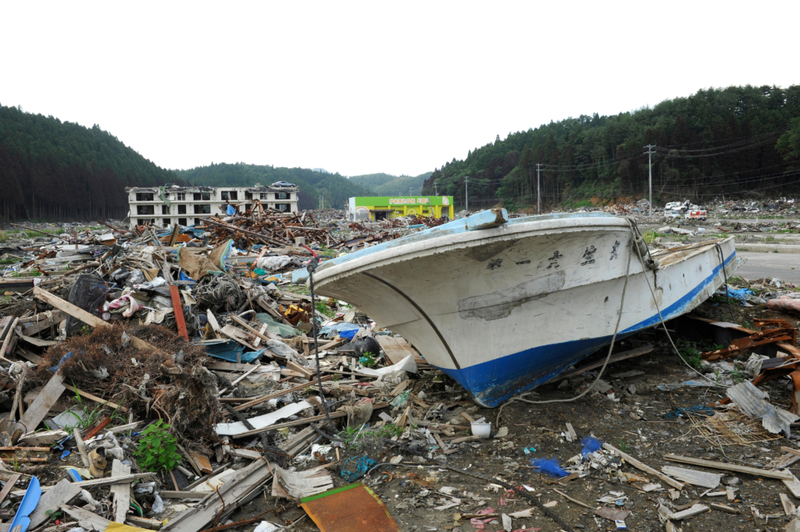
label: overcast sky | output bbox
[2,1,797,178]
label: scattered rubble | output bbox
[0,207,799,531]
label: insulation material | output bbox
[726,381,799,436]
[215,400,313,436]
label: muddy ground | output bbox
[226,290,800,532]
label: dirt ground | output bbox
[228,292,800,532]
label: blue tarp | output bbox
[202,339,265,363]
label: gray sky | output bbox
[2,1,797,178]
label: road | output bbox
[735,251,800,284]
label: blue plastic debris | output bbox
[49,351,75,372]
[522,446,536,454]
[60,450,71,460]
[663,405,715,419]
[340,455,377,482]
[8,475,40,532]
[530,457,568,478]
[727,287,754,305]
[581,436,603,456]
[201,339,264,363]
[67,468,83,482]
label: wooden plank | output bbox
[781,493,796,515]
[604,443,684,490]
[32,286,156,351]
[206,309,223,340]
[220,324,258,350]
[670,504,709,520]
[19,371,65,432]
[66,385,129,413]
[232,402,388,439]
[663,454,794,480]
[235,375,332,412]
[231,315,273,344]
[73,428,90,468]
[662,466,722,488]
[161,458,273,532]
[161,490,208,500]
[376,336,425,366]
[0,317,19,359]
[19,310,67,336]
[0,473,20,505]
[782,470,800,498]
[170,285,189,341]
[29,479,81,528]
[60,505,111,531]
[208,362,257,372]
[111,459,132,523]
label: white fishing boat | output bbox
[311,209,739,407]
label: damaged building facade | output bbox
[126,183,299,228]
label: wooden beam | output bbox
[663,454,793,480]
[111,459,132,523]
[29,479,81,528]
[32,287,155,351]
[19,371,65,434]
[604,443,685,490]
[66,385,129,413]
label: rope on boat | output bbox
[495,218,639,425]
[496,218,735,426]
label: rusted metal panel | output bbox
[301,483,400,532]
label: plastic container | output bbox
[471,421,491,439]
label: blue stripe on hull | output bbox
[440,250,736,407]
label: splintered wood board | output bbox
[376,336,427,367]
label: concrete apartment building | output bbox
[125,183,299,228]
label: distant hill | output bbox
[424,85,800,211]
[0,105,178,221]
[349,172,432,196]
[174,163,372,210]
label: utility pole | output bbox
[644,144,656,217]
[536,164,542,214]
[433,181,438,195]
[465,176,469,212]
[319,194,324,210]
[409,186,413,196]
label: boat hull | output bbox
[314,213,738,407]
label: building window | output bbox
[161,205,170,214]
[194,218,201,225]
[136,192,154,201]
[178,218,187,226]
[137,205,155,215]
[177,192,185,201]
[276,203,290,212]
[163,218,170,226]
[178,205,187,214]
[244,192,252,200]
[194,205,211,214]
[260,193,269,200]
[221,191,238,201]
[193,192,211,201]
[275,192,290,200]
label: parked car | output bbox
[665,210,681,220]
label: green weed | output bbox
[134,419,181,472]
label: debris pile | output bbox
[0,208,800,531]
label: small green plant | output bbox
[67,384,125,431]
[359,351,377,368]
[135,420,181,472]
[677,341,704,370]
[730,364,747,384]
[315,301,335,317]
[617,439,628,453]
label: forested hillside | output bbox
[424,85,800,211]
[349,172,432,196]
[175,164,371,210]
[0,105,178,221]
